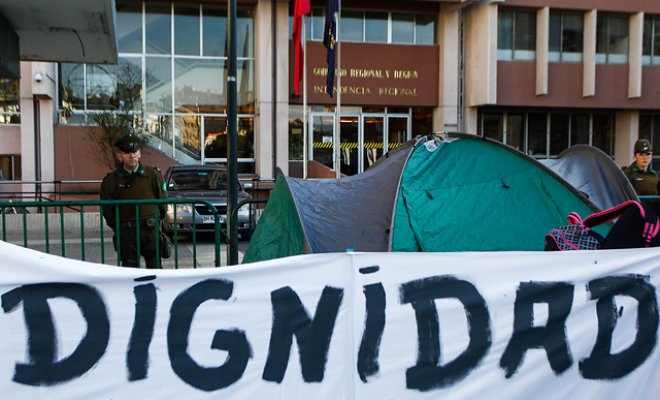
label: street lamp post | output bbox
[227,0,239,265]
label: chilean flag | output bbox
[292,0,311,96]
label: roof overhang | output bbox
[0,0,117,78]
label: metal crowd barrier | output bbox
[0,198,224,269]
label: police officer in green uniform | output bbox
[624,139,659,196]
[100,133,167,268]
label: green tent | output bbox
[243,134,605,263]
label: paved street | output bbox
[1,212,248,269]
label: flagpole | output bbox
[334,0,341,179]
[302,16,308,179]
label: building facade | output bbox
[1,0,659,184]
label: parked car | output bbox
[163,165,254,239]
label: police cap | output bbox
[634,139,653,155]
[114,133,140,153]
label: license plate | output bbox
[202,215,226,224]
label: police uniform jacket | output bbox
[100,163,167,228]
[624,162,659,196]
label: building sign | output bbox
[290,42,439,107]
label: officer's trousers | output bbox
[114,223,161,269]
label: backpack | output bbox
[545,200,660,251]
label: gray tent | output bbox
[539,145,638,211]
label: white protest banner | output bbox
[0,241,658,399]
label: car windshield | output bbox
[168,170,228,191]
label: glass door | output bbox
[387,115,409,153]
[363,114,384,172]
[340,116,359,175]
[309,113,335,169]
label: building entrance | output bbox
[309,111,411,175]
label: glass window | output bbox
[288,105,304,161]
[60,63,85,111]
[592,113,614,154]
[639,114,660,153]
[146,114,172,143]
[515,11,535,51]
[0,155,21,180]
[174,58,224,114]
[643,16,660,65]
[146,2,171,54]
[0,79,20,124]
[570,114,590,145]
[549,11,583,63]
[365,12,387,43]
[146,56,172,113]
[203,6,227,57]
[498,10,514,59]
[116,57,143,111]
[116,2,143,53]
[392,13,414,44]
[549,113,569,155]
[237,59,254,110]
[175,115,201,161]
[416,14,436,45]
[481,113,503,142]
[596,13,629,64]
[411,107,432,136]
[174,4,200,56]
[498,9,536,61]
[341,11,363,42]
[309,8,325,41]
[237,117,255,164]
[86,64,118,110]
[57,3,256,172]
[506,113,524,151]
[237,10,254,58]
[528,113,547,156]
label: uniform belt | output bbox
[122,218,157,229]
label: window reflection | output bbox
[60,63,85,111]
[146,57,172,112]
[175,115,201,161]
[596,13,629,64]
[175,4,200,55]
[116,2,142,53]
[0,79,20,124]
[58,1,256,172]
[365,12,387,43]
[202,5,227,57]
[86,64,118,110]
[392,13,414,44]
[341,11,363,42]
[146,2,171,54]
[174,58,224,113]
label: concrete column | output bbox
[629,12,643,99]
[434,5,460,133]
[536,7,549,96]
[614,110,639,167]
[19,61,57,194]
[19,62,36,183]
[254,0,289,179]
[583,10,597,97]
[464,2,498,107]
